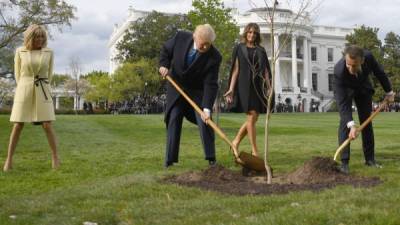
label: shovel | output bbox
[333,100,388,161]
[165,75,266,172]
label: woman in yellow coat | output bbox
[3,24,60,171]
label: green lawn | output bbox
[0,113,399,225]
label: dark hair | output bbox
[344,45,364,59]
[241,23,261,46]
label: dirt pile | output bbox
[165,165,247,185]
[163,157,382,196]
[284,156,346,184]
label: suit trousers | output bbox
[339,93,375,163]
[165,97,215,166]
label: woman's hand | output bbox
[224,89,234,104]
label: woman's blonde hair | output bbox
[23,24,48,50]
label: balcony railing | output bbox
[282,86,294,92]
[278,51,303,59]
[279,51,291,58]
[300,87,307,93]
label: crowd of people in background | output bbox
[86,93,400,115]
[374,102,400,112]
[106,94,166,114]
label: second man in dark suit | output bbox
[159,24,222,168]
[334,45,395,174]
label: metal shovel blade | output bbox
[238,151,266,172]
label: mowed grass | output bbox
[0,112,399,225]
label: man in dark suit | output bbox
[159,24,222,168]
[334,45,395,174]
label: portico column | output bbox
[291,34,298,89]
[80,97,85,109]
[56,96,60,109]
[274,33,282,94]
[74,95,77,110]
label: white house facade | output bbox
[108,6,353,112]
[108,6,153,74]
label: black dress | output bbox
[227,43,272,113]
[246,47,264,112]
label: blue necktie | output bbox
[187,48,198,65]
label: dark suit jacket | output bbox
[334,50,392,123]
[159,31,222,124]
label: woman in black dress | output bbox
[224,23,272,157]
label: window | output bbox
[328,48,334,62]
[297,73,301,87]
[312,73,318,91]
[328,73,334,91]
[311,47,317,61]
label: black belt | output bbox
[34,76,49,100]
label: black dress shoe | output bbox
[339,163,349,174]
[208,160,217,166]
[365,160,382,168]
[164,162,174,168]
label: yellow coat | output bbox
[10,46,55,122]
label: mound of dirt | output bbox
[163,157,382,196]
[285,156,347,184]
[168,164,247,184]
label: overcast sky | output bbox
[48,0,400,74]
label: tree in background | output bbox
[0,0,76,48]
[383,32,400,101]
[109,59,160,102]
[0,78,14,107]
[115,11,190,63]
[82,61,160,110]
[50,74,69,88]
[346,25,382,61]
[84,71,111,108]
[82,70,109,82]
[0,45,15,77]
[64,56,91,111]
[0,0,76,75]
[63,78,90,106]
